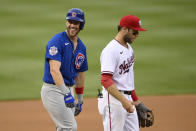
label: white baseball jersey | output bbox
[99,39,139,131]
[100,39,135,91]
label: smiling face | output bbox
[66,20,81,38]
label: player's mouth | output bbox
[68,27,79,36]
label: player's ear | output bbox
[121,27,129,33]
[65,21,69,27]
[121,27,127,30]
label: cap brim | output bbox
[135,28,147,31]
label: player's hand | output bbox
[64,93,75,108]
[74,101,83,116]
[122,100,135,113]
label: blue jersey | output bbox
[43,32,88,86]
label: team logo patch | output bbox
[49,46,58,56]
[75,53,85,69]
[72,12,77,17]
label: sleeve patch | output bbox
[49,46,58,56]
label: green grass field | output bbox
[0,0,196,100]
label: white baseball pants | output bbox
[98,88,139,131]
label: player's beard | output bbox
[67,26,80,38]
[123,33,132,44]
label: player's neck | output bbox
[65,30,78,51]
[70,37,78,43]
[115,36,128,48]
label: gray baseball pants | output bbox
[41,83,76,131]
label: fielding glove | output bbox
[136,102,154,128]
[64,93,75,108]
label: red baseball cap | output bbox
[120,15,146,31]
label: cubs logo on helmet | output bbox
[75,53,85,69]
[72,12,77,17]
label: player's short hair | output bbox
[117,25,123,32]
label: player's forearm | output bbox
[101,74,129,106]
[49,60,64,86]
[50,67,71,94]
[75,72,85,102]
[49,60,70,94]
[106,85,129,105]
[106,85,134,113]
[50,68,64,86]
[75,72,85,87]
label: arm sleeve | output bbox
[101,74,114,89]
[131,90,139,101]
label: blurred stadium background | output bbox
[0,0,196,100]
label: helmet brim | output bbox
[66,16,84,23]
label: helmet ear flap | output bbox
[66,8,85,30]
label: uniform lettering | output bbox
[119,56,134,75]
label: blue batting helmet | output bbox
[66,8,85,30]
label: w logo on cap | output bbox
[139,20,142,26]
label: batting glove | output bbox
[64,93,75,108]
[74,101,83,116]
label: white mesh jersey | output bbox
[100,39,135,91]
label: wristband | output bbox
[75,86,84,94]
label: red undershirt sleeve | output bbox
[131,90,139,101]
[101,74,139,101]
[101,74,114,89]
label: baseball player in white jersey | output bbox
[98,15,150,131]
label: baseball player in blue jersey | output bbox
[41,8,88,131]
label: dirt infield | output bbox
[0,95,196,131]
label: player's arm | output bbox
[101,74,135,113]
[49,59,70,94]
[74,72,85,116]
[131,90,141,106]
[49,60,64,86]
[75,72,85,87]
[50,59,75,108]
[74,72,85,102]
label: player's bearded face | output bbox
[123,33,132,44]
[123,29,139,44]
[66,20,80,37]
